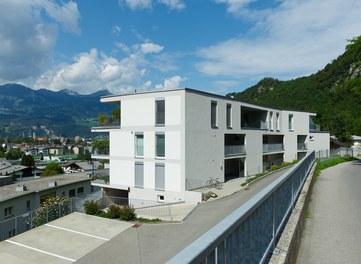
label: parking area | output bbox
[0,213,133,264]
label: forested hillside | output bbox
[228,36,361,143]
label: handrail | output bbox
[168,151,315,264]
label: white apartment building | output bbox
[92,88,329,203]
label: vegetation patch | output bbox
[83,201,136,221]
[135,217,161,223]
[314,155,357,181]
[241,160,299,186]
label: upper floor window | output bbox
[155,99,165,126]
[289,114,294,131]
[276,112,280,131]
[226,104,232,128]
[4,206,13,217]
[269,111,274,130]
[211,101,218,128]
[135,133,144,157]
[156,134,165,158]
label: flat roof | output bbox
[100,87,317,114]
[0,173,90,202]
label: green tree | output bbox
[98,113,108,125]
[21,154,35,167]
[93,139,109,154]
[111,108,120,123]
[77,152,91,161]
[41,162,64,176]
[5,148,24,160]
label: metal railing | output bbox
[95,196,179,219]
[0,200,76,241]
[168,151,316,264]
[225,145,246,157]
[263,143,284,153]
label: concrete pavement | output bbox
[76,168,290,264]
[297,159,361,264]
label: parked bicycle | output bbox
[206,177,223,190]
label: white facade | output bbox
[92,89,329,203]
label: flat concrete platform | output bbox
[0,213,133,264]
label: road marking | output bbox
[45,224,109,241]
[5,240,76,262]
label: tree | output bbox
[77,152,91,161]
[98,114,108,125]
[41,162,64,176]
[5,148,24,160]
[21,154,35,167]
[111,108,120,123]
[93,139,109,154]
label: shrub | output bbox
[107,204,122,219]
[119,205,136,221]
[84,200,100,215]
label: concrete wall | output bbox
[108,90,187,203]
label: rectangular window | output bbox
[4,206,13,217]
[269,111,274,130]
[226,104,232,128]
[26,200,31,211]
[289,114,294,131]
[135,162,144,188]
[156,134,165,158]
[135,133,144,157]
[155,164,165,191]
[211,101,218,128]
[276,112,280,131]
[77,187,84,195]
[155,99,165,126]
[69,189,76,197]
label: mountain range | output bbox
[228,36,361,143]
[0,84,114,138]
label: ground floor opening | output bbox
[224,158,245,182]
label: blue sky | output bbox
[0,0,360,95]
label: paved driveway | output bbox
[297,159,361,264]
[0,213,133,264]
[76,169,288,264]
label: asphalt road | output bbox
[75,168,289,264]
[297,159,361,264]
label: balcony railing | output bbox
[225,145,246,157]
[297,143,308,150]
[92,121,120,131]
[263,143,284,153]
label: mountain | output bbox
[228,36,361,143]
[0,84,114,138]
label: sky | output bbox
[0,0,360,95]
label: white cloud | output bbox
[119,0,185,10]
[34,48,150,94]
[141,42,164,54]
[199,0,361,80]
[34,39,172,94]
[115,42,131,54]
[111,25,122,35]
[158,0,185,10]
[119,0,152,10]
[0,0,80,82]
[155,76,185,90]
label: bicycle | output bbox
[206,177,223,189]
